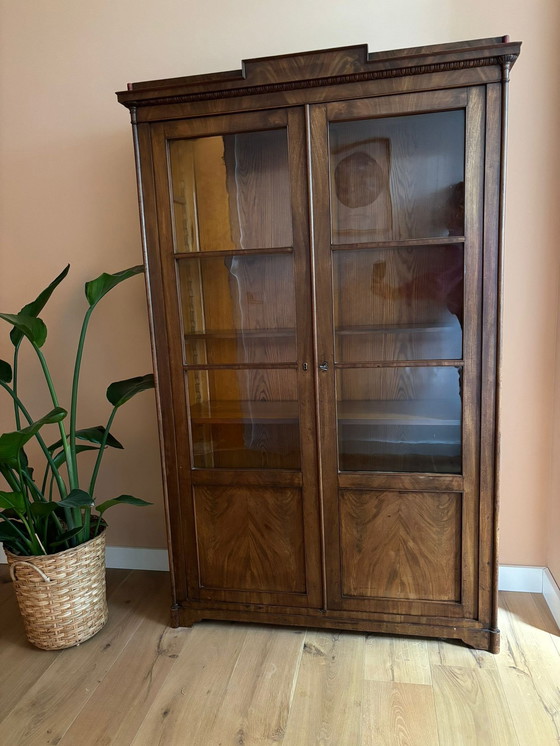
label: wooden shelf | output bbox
[190,399,460,426]
[332,236,465,251]
[338,400,460,426]
[335,322,457,336]
[190,400,299,424]
[185,328,296,340]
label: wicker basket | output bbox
[6,530,108,650]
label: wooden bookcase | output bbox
[118,36,520,651]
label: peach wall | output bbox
[1,0,559,565]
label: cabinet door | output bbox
[311,88,485,619]
[149,109,322,609]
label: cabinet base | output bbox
[172,604,500,653]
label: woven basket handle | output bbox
[9,561,51,584]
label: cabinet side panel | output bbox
[480,82,503,630]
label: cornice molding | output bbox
[120,54,518,109]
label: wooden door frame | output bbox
[309,87,488,620]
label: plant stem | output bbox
[0,381,68,499]
[16,453,44,555]
[12,344,22,430]
[0,513,35,555]
[69,306,94,488]
[88,406,117,496]
[32,345,77,489]
[0,463,23,493]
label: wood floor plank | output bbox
[0,564,14,605]
[131,622,249,746]
[426,637,497,669]
[202,625,306,745]
[364,634,431,685]
[362,681,439,746]
[0,566,134,725]
[432,665,519,746]
[1,571,558,746]
[496,593,560,744]
[0,570,166,746]
[58,582,185,746]
[282,630,365,745]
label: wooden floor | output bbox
[0,568,558,745]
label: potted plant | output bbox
[0,264,154,650]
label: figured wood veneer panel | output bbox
[339,490,461,601]
[194,485,306,593]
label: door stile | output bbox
[287,106,323,608]
[308,103,344,609]
[150,121,202,602]
[460,86,486,618]
[135,122,188,608]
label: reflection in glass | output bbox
[334,245,463,362]
[177,254,297,365]
[337,367,462,473]
[329,111,465,243]
[170,129,293,252]
[187,369,300,469]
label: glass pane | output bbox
[170,129,293,252]
[329,111,465,243]
[188,369,300,469]
[334,245,463,362]
[337,367,462,473]
[177,254,297,365]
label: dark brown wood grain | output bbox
[194,484,306,594]
[120,37,519,651]
[338,490,462,602]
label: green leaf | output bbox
[0,359,12,383]
[57,489,93,509]
[106,374,155,408]
[96,494,152,515]
[85,265,144,308]
[0,520,26,544]
[0,313,47,348]
[0,491,26,514]
[0,408,67,462]
[48,426,123,452]
[50,526,83,548]
[52,444,98,468]
[10,265,70,346]
[29,502,58,518]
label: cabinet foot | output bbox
[460,627,500,653]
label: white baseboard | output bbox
[543,568,560,630]
[498,564,545,593]
[105,546,169,571]
[1,547,558,627]
[0,545,170,572]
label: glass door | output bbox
[151,109,322,607]
[311,89,485,617]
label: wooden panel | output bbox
[327,88,468,121]
[339,472,462,492]
[339,490,462,601]
[191,468,302,487]
[194,484,306,594]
